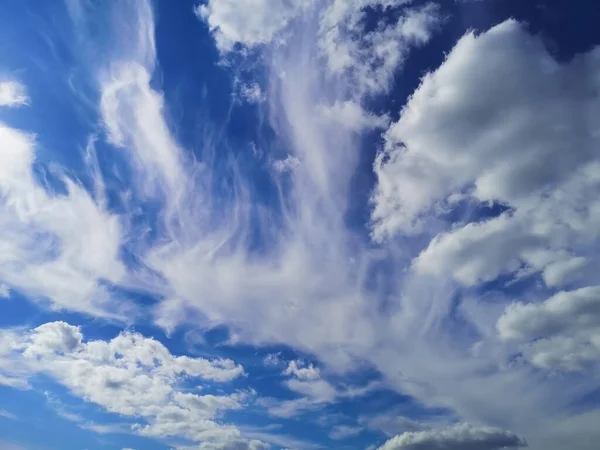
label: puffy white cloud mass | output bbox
[195,0,313,52]
[498,286,600,371]
[372,19,600,239]
[378,423,527,450]
[364,17,600,450]
[319,1,441,95]
[0,321,258,448]
[197,0,441,95]
[369,16,600,380]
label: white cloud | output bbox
[100,62,185,200]
[3,1,599,449]
[0,410,16,420]
[328,424,362,440]
[359,19,600,449]
[372,19,600,240]
[238,82,266,104]
[177,440,269,450]
[368,23,600,394]
[197,0,440,97]
[262,353,283,367]
[497,286,600,371]
[378,423,527,450]
[0,284,9,298]
[542,257,590,288]
[360,412,440,438]
[318,101,389,132]
[319,2,441,95]
[145,2,440,381]
[282,360,320,381]
[412,160,600,287]
[272,154,300,173]
[0,80,29,107]
[79,422,130,435]
[0,123,130,318]
[261,361,380,418]
[0,321,259,449]
[195,0,313,53]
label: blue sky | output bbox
[1,1,599,449]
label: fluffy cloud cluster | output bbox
[0,321,260,448]
[319,1,441,95]
[373,19,600,241]
[371,18,600,372]
[363,17,600,450]
[370,29,600,385]
[197,0,441,96]
[378,423,527,450]
[195,0,313,52]
[498,286,600,371]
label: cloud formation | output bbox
[0,124,129,318]
[261,360,380,418]
[378,423,527,450]
[498,286,600,371]
[373,19,600,242]
[0,80,28,107]
[196,0,312,52]
[0,321,258,448]
[1,1,600,449]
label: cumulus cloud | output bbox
[195,0,312,52]
[0,321,260,448]
[197,0,440,96]
[497,286,600,371]
[360,413,442,438]
[282,360,321,381]
[372,19,600,240]
[359,18,600,450]
[0,80,29,107]
[319,2,441,95]
[378,423,527,450]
